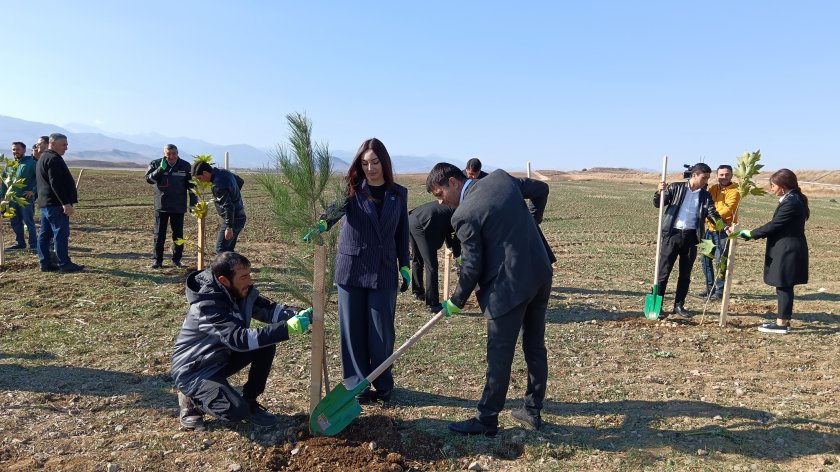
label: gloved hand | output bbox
[159,159,169,170]
[454,255,463,267]
[303,219,328,242]
[399,266,410,292]
[286,307,313,335]
[442,299,461,316]
[738,229,753,240]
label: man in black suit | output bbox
[408,201,461,313]
[426,163,553,436]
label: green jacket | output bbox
[16,155,37,194]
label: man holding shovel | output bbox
[653,163,728,318]
[426,163,553,436]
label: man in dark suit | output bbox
[408,201,461,313]
[426,163,553,436]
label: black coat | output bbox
[751,191,809,287]
[408,201,460,257]
[211,168,246,225]
[36,149,78,208]
[451,170,553,318]
[144,158,197,213]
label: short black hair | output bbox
[426,162,466,193]
[192,160,213,176]
[690,163,712,175]
[211,252,250,280]
[11,141,26,150]
[465,158,482,172]
[717,165,733,172]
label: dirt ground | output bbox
[1,168,838,471]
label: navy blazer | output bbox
[325,180,410,290]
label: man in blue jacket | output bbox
[144,144,196,269]
[192,161,246,253]
[7,142,37,251]
[171,252,312,429]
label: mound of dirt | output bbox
[263,414,446,471]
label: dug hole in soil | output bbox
[263,414,446,471]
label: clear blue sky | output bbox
[3,1,838,170]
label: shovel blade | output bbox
[644,285,663,320]
[309,381,368,436]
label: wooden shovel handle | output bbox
[652,155,668,286]
[367,309,446,383]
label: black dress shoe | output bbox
[672,304,692,317]
[448,418,498,437]
[511,408,542,430]
[376,389,392,403]
[40,264,60,272]
[60,262,85,273]
[172,260,184,268]
[355,389,378,405]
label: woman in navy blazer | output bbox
[739,168,809,334]
[319,138,410,403]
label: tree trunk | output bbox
[0,222,5,267]
[719,234,739,327]
[309,244,327,414]
[197,217,206,270]
[443,247,451,300]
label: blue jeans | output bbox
[701,230,726,294]
[37,205,72,267]
[215,216,246,253]
[10,197,37,248]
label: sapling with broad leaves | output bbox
[175,154,214,269]
[0,154,32,267]
[696,150,765,324]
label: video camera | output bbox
[682,164,692,179]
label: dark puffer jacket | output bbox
[170,268,299,396]
[211,168,246,225]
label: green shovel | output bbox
[310,309,447,436]
[644,155,668,320]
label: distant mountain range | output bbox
[1,115,463,173]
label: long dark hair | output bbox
[770,168,809,220]
[345,138,395,197]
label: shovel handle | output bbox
[366,309,447,383]
[652,155,668,285]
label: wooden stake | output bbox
[224,151,230,170]
[527,161,532,178]
[309,244,327,413]
[0,221,5,267]
[196,217,206,270]
[719,229,739,327]
[442,247,451,300]
[76,169,84,189]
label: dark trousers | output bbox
[191,345,276,422]
[477,281,551,427]
[337,284,397,393]
[10,197,37,248]
[776,286,794,320]
[153,211,185,263]
[700,229,726,294]
[216,216,246,254]
[409,231,442,307]
[37,205,71,267]
[656,229,699,307]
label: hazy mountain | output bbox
[3,114,462,172]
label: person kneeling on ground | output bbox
[171,252,312,429]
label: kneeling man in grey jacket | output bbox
[171,252,312,429]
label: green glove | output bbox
[454,256,463,267]
[399,266,410,293]
[286,307,313,335]
[303,219,328,242]
[159,159,168,170]
[738,229,753,240]
[442,299,461,316]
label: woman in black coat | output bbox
[739,168,809,334]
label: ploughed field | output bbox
[1,169,838,471]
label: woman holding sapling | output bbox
[306,138,410,403]
[738,169,809,334]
